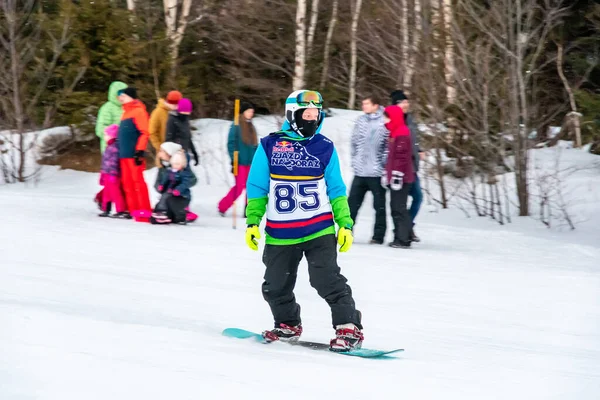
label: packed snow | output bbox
[1,110,600,399]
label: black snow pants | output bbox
[348,176,387,243]
[262,234,362,329]
[390,183,413,243]
[154,193,190,223]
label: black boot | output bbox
[410,228,421,243]
[389,240,411,249]
[98,203,112,217]
[111,211,132,220]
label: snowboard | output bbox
[222,328,403,359]
[131,209,198,223]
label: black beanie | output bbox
[119,87,138,100]
[240,101,254,114]
[390,90,408,105]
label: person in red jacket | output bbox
[117,87,152,215]
[382,105,415,248]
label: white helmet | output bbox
[285,90,323,137]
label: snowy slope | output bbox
[1,112,600,400]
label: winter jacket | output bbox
[350,107,388,177]
[245,113,353,245]
[166,113,198,161]
[100,138,120,177]
[405,113,421,172]
[227,122,258,166]
[384,106,415,184]
[118,100,150,159]
[149,99,171,153]
[158,166,194,199]
[96,81,127,154]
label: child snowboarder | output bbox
[382,105,415,248]
[152,150,194,225]
[244,90,363,352]
[98,124,128,218]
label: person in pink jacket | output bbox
[382,105,415,248]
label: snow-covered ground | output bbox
[1,111,600,399]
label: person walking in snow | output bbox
[165,98,199,166]
[117,87,151,216]
[348,95,389,244]
[382,105,415,248]
[391,90,423,242]
[94,81,127,209]
[98,124,127,218]
[152,150,194,225]
[149,90,182,167]
[218,102,258,216]
[245,90,363,352]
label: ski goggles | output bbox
[296,91,323,107]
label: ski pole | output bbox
[232,99,240,230]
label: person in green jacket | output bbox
[217,102,258,215]
[96,81,128,154]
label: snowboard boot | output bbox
[330,323,364,352]
[262,323,303,343]
[111,212,132,220]
[389,240,411,249]
[369,239,384,245]
[410,228,421,243]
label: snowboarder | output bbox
[382,105,414,248]
[117,87,151,216]
[218,101,258,216]
[149,90,182,167]
[152,150,194,225]
[165,98,199,166]
[98,124,127,218]
[245,90,363,352]
[348,95,389,244]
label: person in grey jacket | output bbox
[348,96,389,244]
[391,90,423,242]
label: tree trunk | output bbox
[556,42,582,148]
[293,0,307,90]
[306,0,320,59]
[442,0,455,104]
[400,0,409,89]
[164,0,193,84]
[347,0,363,109]
[404,0,421,91]
[126,0,135,11]
[319,0,338,90]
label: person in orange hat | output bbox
[149,90,182,166]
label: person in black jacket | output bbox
[152,150,194,225]
[165,98,199,166]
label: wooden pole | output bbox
[232,99,240,229]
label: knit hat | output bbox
[390,90,408,105]
[104,124,119,139]
[166,91,183,105]
[160,142,183,156]
[118,87,138,100]
[240,101,254,114]
[178,98,193,113]
[170,151,188,169]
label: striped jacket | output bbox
[350,107,388,177]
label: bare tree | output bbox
[348,0,363,109]
[0,0,85,183]
[293,0,307,90]
[126,0,136,12]
[164,0,194,83]
[306,0,320,59]
[319,0,339,90]
[442,0,455,104]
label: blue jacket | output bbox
[158,163,194,199]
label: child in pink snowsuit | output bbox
[99,124,127,218]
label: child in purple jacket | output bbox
[99,124,127,218]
